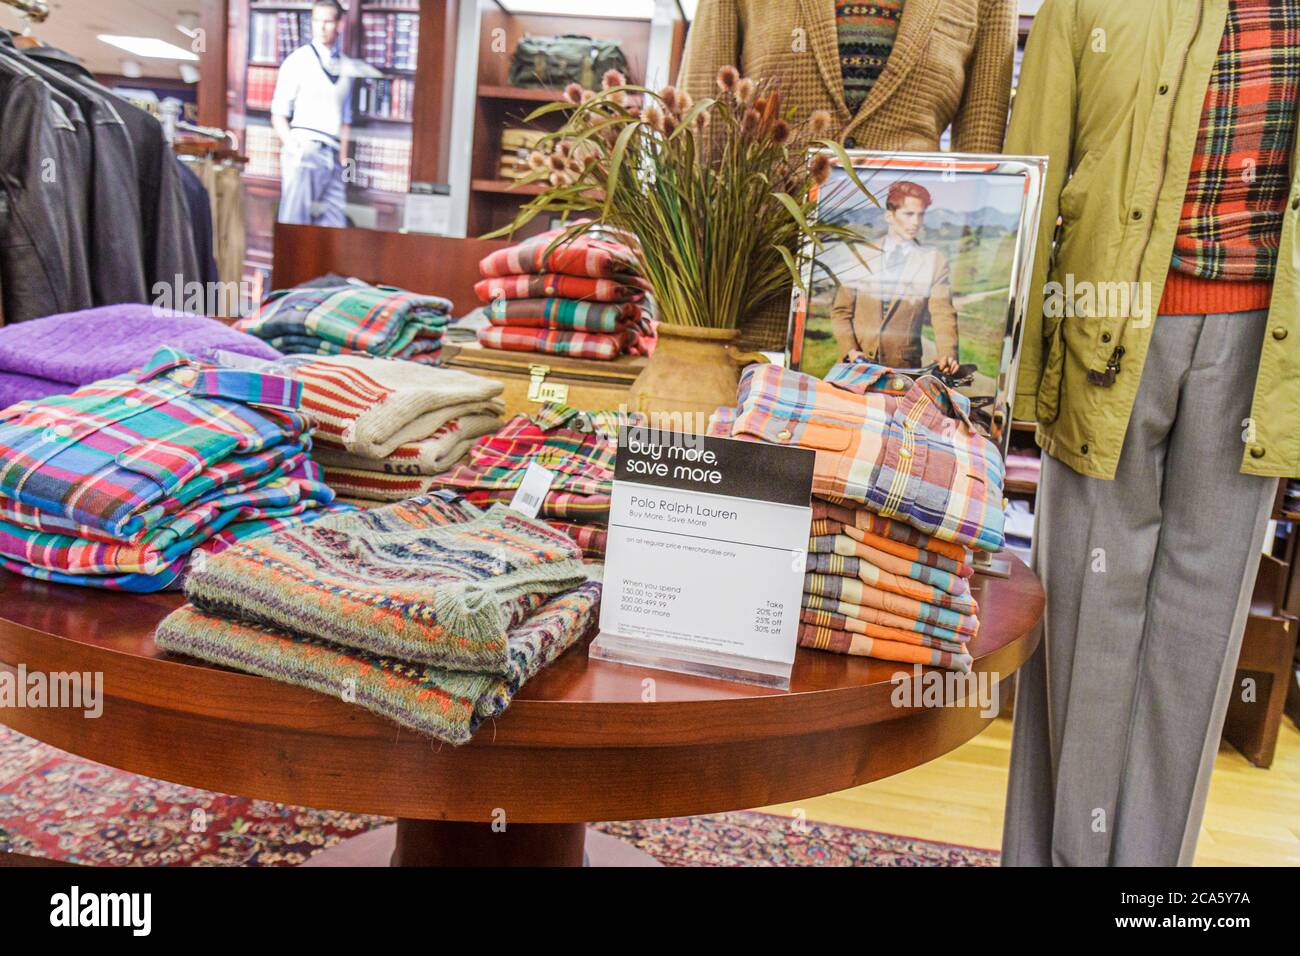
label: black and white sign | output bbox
[590,432,815,687]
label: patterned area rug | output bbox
[0,727,997,867]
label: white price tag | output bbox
[509,461,556,518]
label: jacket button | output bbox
[1251,446,1266,459]
[844,136,857,149]
[1158,82,1170,94]
[1100,332,1112,343]
[1273,326,1288,341]
[1131,210,1144,221]
[1081,443,1089,455]
[1292,198,1300,211]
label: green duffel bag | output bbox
[508,34,629,90]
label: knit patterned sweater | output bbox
[836,0,907,115]
[1164,0,1300,313]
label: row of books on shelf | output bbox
[246,65,278,111]
[250,10,311,65]
[355,77,415,121]
[361,12,418,71]
[244,124,411,194]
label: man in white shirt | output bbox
[270,0,354,226]
[830,180,960,371]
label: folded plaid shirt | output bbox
[805,568,980,625]
[798,607,966,654]
[0,348,311,541]
[802,591,976,642]
[798,620,972,672]
[475,274,647,304]
[484,297,650,335]
[480,233,641,279]
[805,552,979,614]
[808,532,972,597]
[258,334,442,366]
[711,360,1005,552]
[811,518,972,577]
[0,474,336,590]
[477,325,645,361]
[236,284,451,359]
[431,405,635,522]
[812,496,971,565]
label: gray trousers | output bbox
[1002,310,1277,866]
[278,139,347,228]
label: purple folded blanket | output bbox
[0,306,282,402]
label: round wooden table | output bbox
[0,559,1043,866]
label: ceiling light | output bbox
[98,35,200,61]
[494,1,656,19]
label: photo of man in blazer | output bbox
[830,180,961,372]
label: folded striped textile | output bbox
[811,518,973,578]
[266,354,504,459]
[235,284,452,362]
[156,579,601,745]
[475,274,647,304]
[184,498,588,672]
[804,571,980,632]
[320,466,440,502]
[480,232,641,280]
[477,325,646,361]
[808,533,971,597]
[805,552,977,614]
[800,556,977,616]
[811,496,971,565]
[484,297,650,335]
[801,591,976,642]
[798,621,973,672]
[799,608,966,654]
[311,413,502,477]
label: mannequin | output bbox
[1004,0,1299,866]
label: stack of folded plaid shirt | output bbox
[710,356,1005,672]
[474,230,655,361]
[0,347,340,592]
[236,281,453,365]
[156,494,599,744]
[256,353,506,504]
[428,404,634,560]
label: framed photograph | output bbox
[788,151,1048,455]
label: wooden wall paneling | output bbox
[198,0,230,129]
[411,0,461,185]
[272,223,507,315]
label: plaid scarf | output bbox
[1171,0,1300,280]
[798,620,972,672]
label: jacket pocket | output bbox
[933,7,977,46]
[1036,314,1067,426]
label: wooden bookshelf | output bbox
[467,9,671,239]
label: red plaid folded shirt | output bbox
[475,274,647,304]
[430,405,636,523]
[477,325,647,361]
[484,297,651,335]
[480,232,641,280]
[710,359,1005,552]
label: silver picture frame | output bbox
[787,150,1048,459]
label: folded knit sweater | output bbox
[183,497,589,672]
[156,578,601,745]
[273,354,504,459]
[0,306,282,405]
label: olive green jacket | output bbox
[1009,0,1299,479]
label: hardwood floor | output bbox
[759,714,1300,866]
